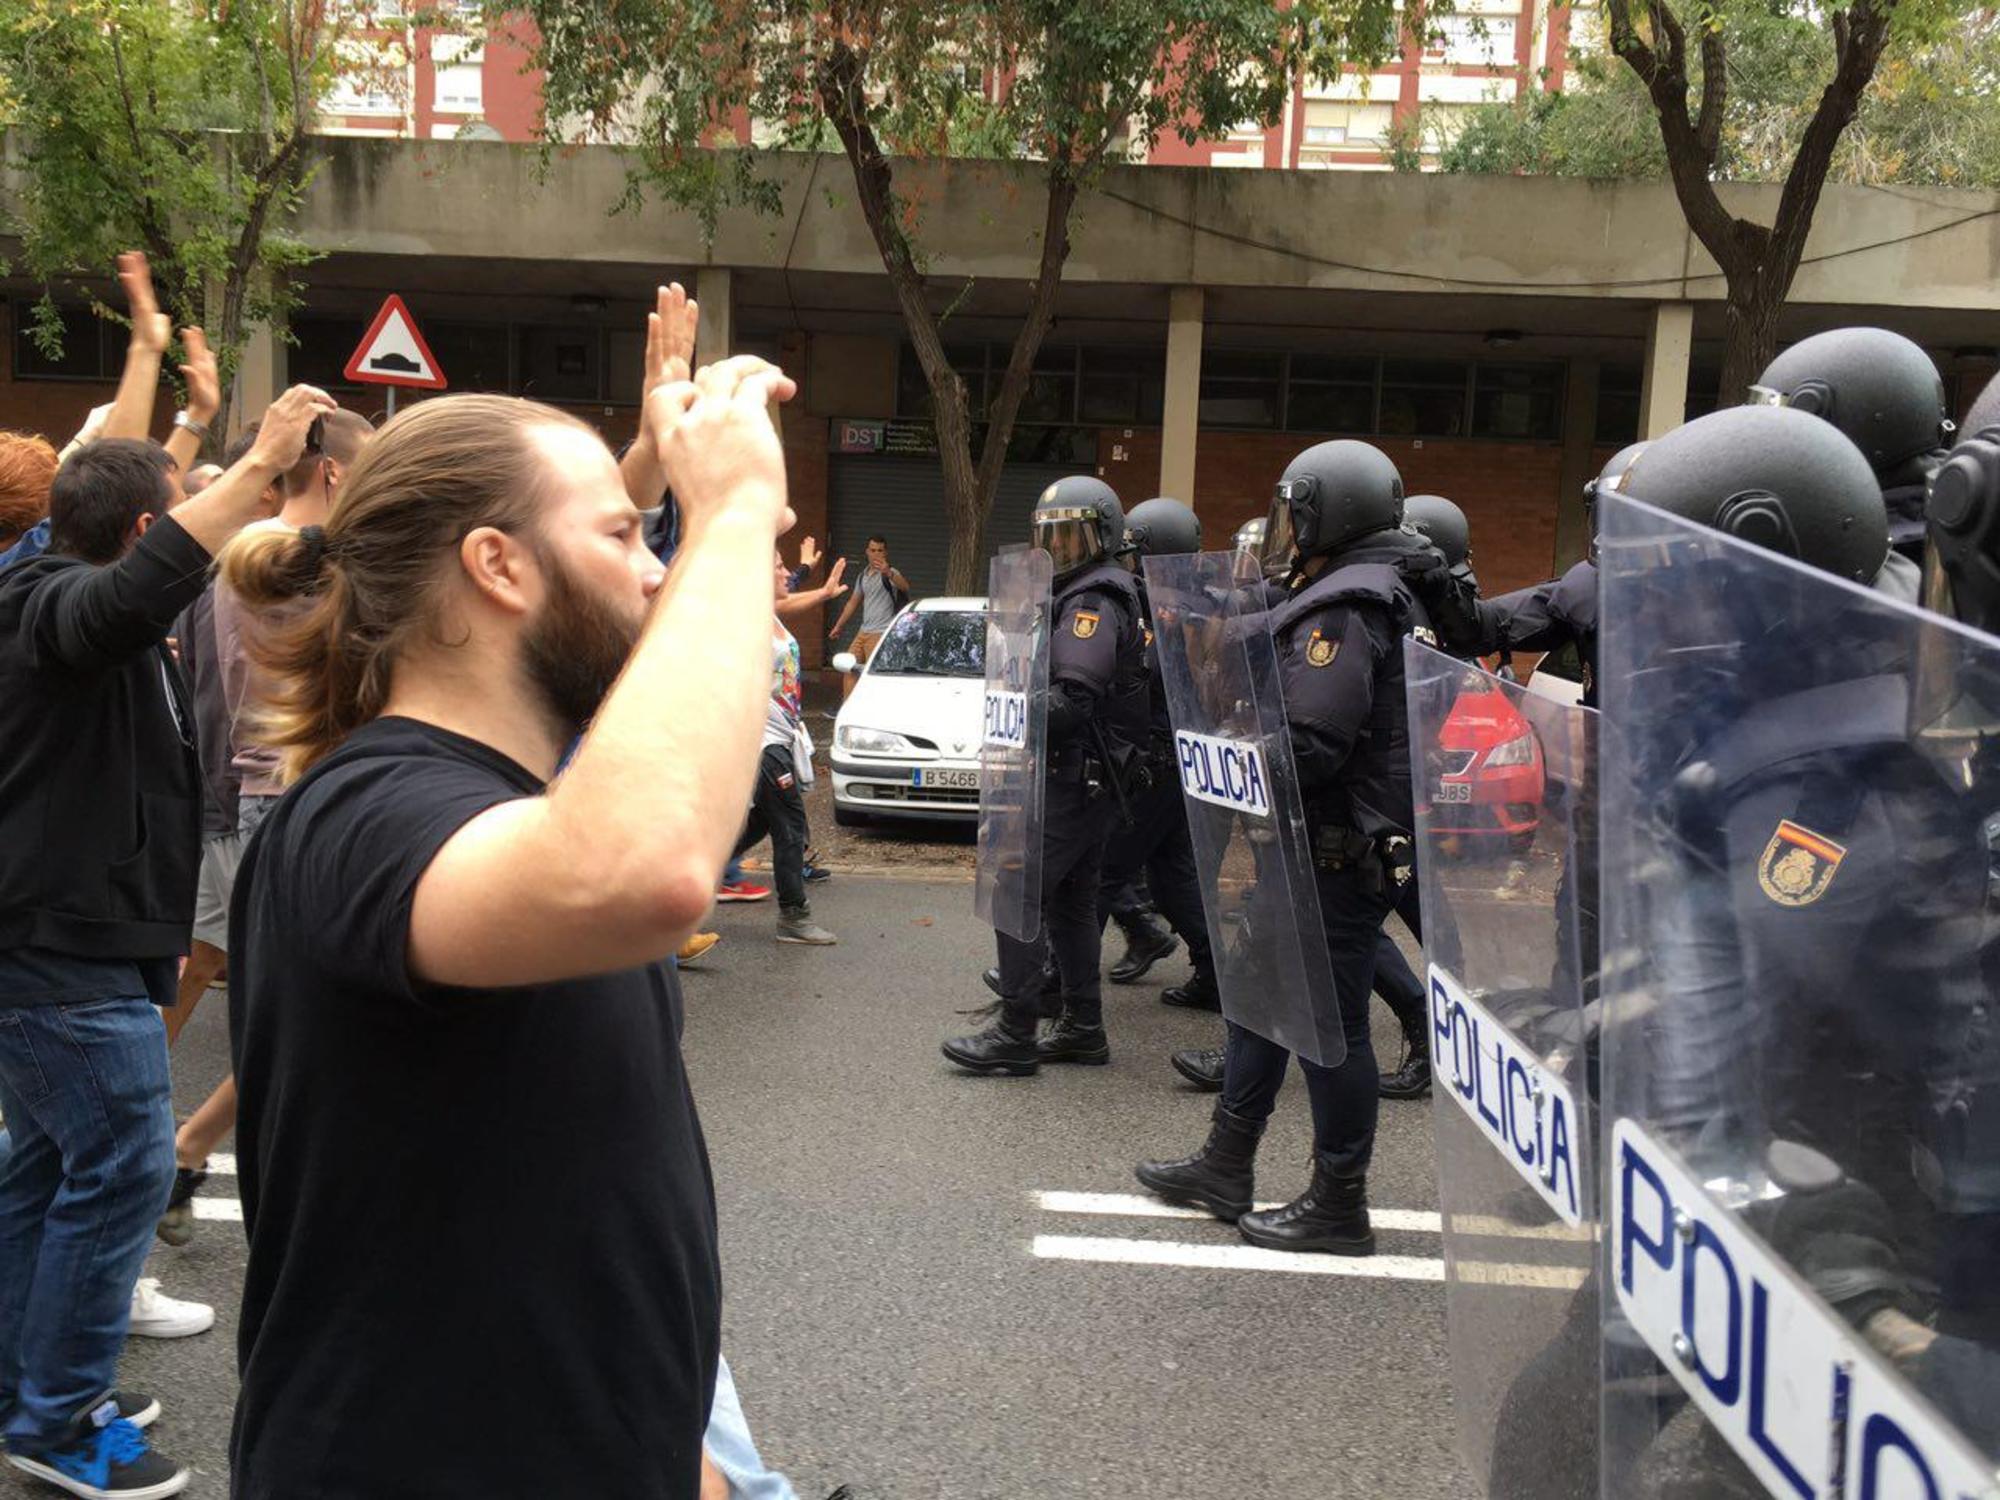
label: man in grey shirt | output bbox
[830,535,910,702]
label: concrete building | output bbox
[7,140,1999,669]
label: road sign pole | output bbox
[386,387,397,421]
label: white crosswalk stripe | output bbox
[1030,1190,1590,1288]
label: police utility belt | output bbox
[1311,825,1415,894]
[1048,743,1107,790]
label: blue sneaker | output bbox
[803,862,832,883]
[5,1394,186,1499]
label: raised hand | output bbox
[653,356,798,536]
[643,282,699,398]
[248,385,340,477]
[799,535,821,571]
[117,251,172,355]
[179,328,221,422]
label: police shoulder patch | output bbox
[1756,819,1846,907]
[1306,630,1337,668]
[1072,609,1100,640]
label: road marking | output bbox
[204,1153,237,1176]
[1035,1234,1445,1281]
[192,1198,243,1222]
[1034,1191,1584,1242]
[1032,1235,1588,1290]
[1036,1190,1442,1235]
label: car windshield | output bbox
[868,610,985,677]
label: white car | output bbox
[830,597,987,826]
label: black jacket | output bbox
[0,517,213,957]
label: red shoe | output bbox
[717,880,773,903]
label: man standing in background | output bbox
[830,534,910,700]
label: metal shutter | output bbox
[826,457,1092,598]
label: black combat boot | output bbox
[1160,968,1221,1011]
[1134,1104,1264,1222]
[1236,1147,1374,1256]
[942,1014,1040,1076]
[1378,1021,1432,1100]
[981,961,1062,1017]
[1169,1046,1225,1091]
[1037,1009,1111,1065]
[1109,912,1178,984]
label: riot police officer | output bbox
[945,478,1150,1076]
[1584,399,2000,1491]
[1751,325,1955,569]
[1135,440,1428,1255]
[1100,498,1218,1009]
[1169,493,1457,1101]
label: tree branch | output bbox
[1764,0,1891,294]
[974,165,1079,501]
[1608,0,1753,279]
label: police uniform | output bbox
[1092,592,1213,988]
[991,561,1149,1038]
[1218,557,1429,1186]
[1481,559,1599,706]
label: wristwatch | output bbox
[172,411,210,440]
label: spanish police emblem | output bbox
[1757,819,1846,907]
[1072,609,1099,640]
[1306,631,1337,668]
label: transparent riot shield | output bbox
[974,546,1053,943]
[1407,640,1599,1500]
[1596,491,2000,1500]
[1142,551,1344,1067]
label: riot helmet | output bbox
[1263,440,1404,574]
[1123,496,1202,559]
[1922,372,2000,635]
[1618,404,1888,585]
[1750,328,1953,480]
[1231,516,1268,583]
[1402,495,1469,569]
[1031,476,1124,580]
[1584,441,1649,558]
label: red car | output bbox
[1427,677,1545,854]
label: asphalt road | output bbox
[8,874,1516,1500]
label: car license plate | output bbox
[915,768,979,790]
[1432,781,1472,804]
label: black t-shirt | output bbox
[227,718,720,1499]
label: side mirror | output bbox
[832,652,859,675]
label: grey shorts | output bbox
[192,832,244,951]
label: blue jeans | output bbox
[0,997,175,1447]
[705,1355,797,1500]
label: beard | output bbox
[520,550,645,742]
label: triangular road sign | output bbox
[344,295,447,389]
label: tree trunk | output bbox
[1717,276,1785,411]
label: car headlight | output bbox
[838,725,918,755]
[1482,733,1536,768]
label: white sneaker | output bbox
[127,1278,213,1340]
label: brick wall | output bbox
[1099,425,1580,596]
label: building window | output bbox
[1427,15,1519,66]
[1286,353,1377,433]
[1378,358,1472,437]
[11,304,120,381]
[1301,101,1393,149]
[434,63,483,112]
[1079,348,1165,424]
[1199,351,1283,429]
[1473,361,1564,440]
[1595,365,1641,446]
